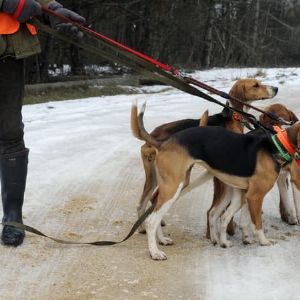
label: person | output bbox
[0,0,85,246]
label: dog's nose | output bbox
[273,86,278,95]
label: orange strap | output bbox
[0,13,37,35]
[273,126,295,154]
[232,112,242,122]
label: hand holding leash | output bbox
[47,1,85,39]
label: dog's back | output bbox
[171,126,273,177]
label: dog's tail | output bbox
[131,100,143,140]
[199,110,209,127]
[131,101,161,149]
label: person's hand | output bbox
[1,0,42,22]
[48,1,85,39]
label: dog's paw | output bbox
[242,237,255,245]
[209,231,219,246]
[138,226,146,234]
[220,240,233,248]
[150,250,167,260]
[283,215,297,225]
[210,238,218,246]
[260,239,277,246]
[159,237,173,246]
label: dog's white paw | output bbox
[209,228,219,246]
[150,250,167,260]
[220,240,233,248]
[210,237,219,246]
[243,237,255,245]
[159,237,173,246]
[260,239,277,246]
[286,215,297,225]
[138,225,146,234]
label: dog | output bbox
[132,101,300,260]
[133,79,278,233]
[209,104,300,246]
[259,103,299,225]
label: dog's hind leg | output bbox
[209,186,232,245]
[219,189,243,248]
[137,145,157,233]
[146,182,184,260]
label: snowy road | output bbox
[1,68,300,299]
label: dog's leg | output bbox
[289,162,300,224]
[207,178,236,239]
[146,182,184,260]
[278,172,297,225]
[206,178,226,239]
[246,190,276,246]
[209,186,232,245]
[219,189,243,248]
[138,147,157,233]
[240,202,255,245]
[291,183,300,225]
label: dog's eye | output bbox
[253,83,259,88]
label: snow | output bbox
[3,67,300,299]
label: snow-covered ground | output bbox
[1,68,300,299]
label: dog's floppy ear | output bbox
[199,110,209,127]
[289,110,299,124]
[259,113,268,126]
[229,81,245,106]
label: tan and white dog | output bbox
[209,104,300,247]
[259,104,299,225]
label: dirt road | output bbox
[1,73,300,299]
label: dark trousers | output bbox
[0,57,26,155]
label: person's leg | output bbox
[0,57,28,246]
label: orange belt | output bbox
[0,12,37,35]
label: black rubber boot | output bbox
[1,149,28,246]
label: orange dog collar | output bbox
[232,112,242,122]
[273,126,300,167]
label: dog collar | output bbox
[273,126,300,167]
[271,135,292,162]
[232,112,242,122]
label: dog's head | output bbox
[259,103,298,127]
[229,79,278,106]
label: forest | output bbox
[26,0,300,83]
